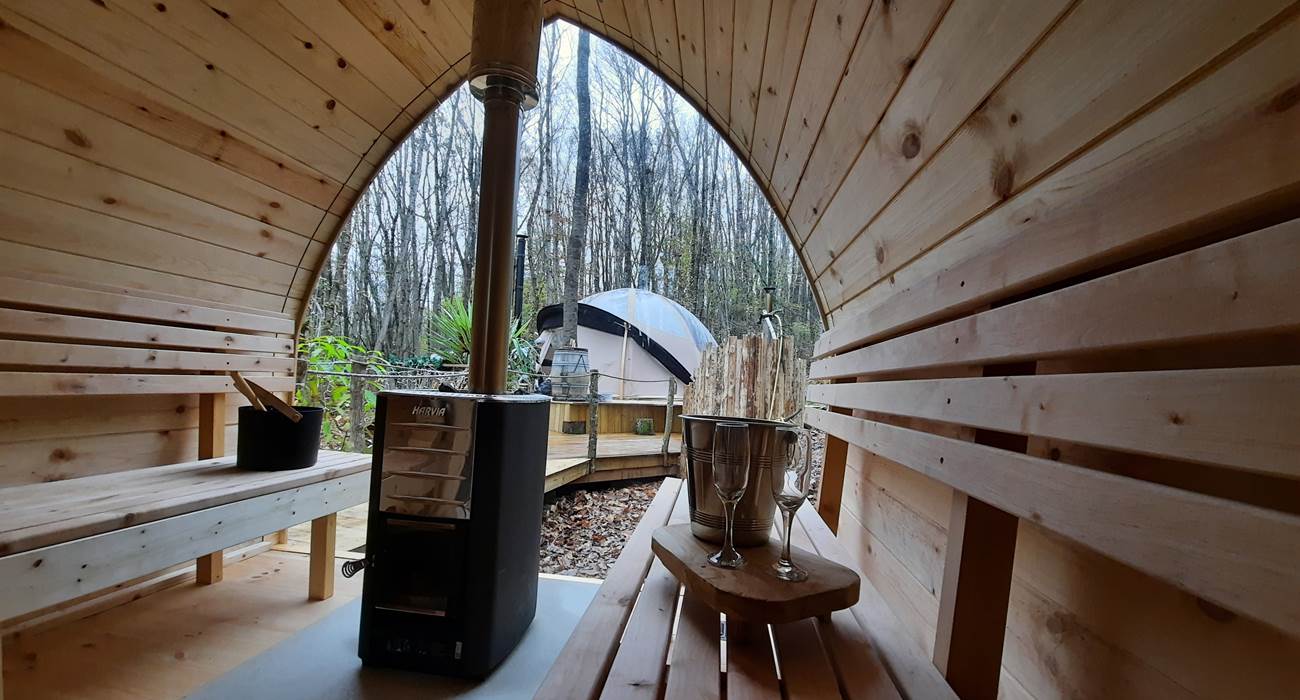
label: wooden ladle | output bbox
[229,371,303,423]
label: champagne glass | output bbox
[771,427,813,581]
[708,421,750,569]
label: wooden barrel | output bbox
[551,347,590,400]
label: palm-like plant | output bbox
[428,297,474,365]
[427,298,537,379]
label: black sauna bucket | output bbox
[236,405,324,471]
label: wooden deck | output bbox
[544,431,682,492]
[549,399,682,435]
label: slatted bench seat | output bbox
[0,450,370,621]
[535,477,954,700]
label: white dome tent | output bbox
[535,289,717,399]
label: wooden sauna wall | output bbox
[791,2,1300,699]
[0,0,469,480]
[0,394,232,486]
[1,0,1298,694]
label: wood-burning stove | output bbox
[357,390,548,677]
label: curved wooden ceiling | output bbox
[0,0,1296,332]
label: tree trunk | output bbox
[559,32,592,348]
[334,216,353,339]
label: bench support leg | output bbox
[309,513,337,601]
[196,551,223,585]
[195,392,228,586]
[933,494,1016,699]
[933,367,1031,700]
[198,393,226,460]
[815,398,853,533]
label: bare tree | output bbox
[558,31,592,349]
[306,22,821,361]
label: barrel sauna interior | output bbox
[0,0,1297,698]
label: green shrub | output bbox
[295,335,387,451]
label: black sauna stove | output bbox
[356,390,549,677]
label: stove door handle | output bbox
[341,558,368,579]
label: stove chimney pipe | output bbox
[513,233,528,321]
[465,0,542,394]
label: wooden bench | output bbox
[535,477,955,700]
[800,220,1300,696]
[0,275,372,696]
[0,450,370,618]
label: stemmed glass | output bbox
[707,421,750,569]
[771,426,813,581]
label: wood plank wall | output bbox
[0,1,1298,696]
[793,0,1300,696]
[0,0,472,481]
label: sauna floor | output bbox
[186,576,596,699]
[2,552,598,700]
[1,551,363,700]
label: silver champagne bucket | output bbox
[680,414,793,546]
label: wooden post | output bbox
[932,493,1018,699]
[815,376,852,532]
[587,371,600,470]
[814,410,851,532]
[661,378,676,466]
[932,362,1033,699]
[196,551,224,585]
[349,359,366,452]
[618,321,630,398]
[198,392,226,460]
[308,513,337,601]
[196,391,226,584]
[296,356,309,394]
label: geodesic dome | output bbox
[535,288,717,398]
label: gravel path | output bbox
[539,430,829,579]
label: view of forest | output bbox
[302,21,820,363]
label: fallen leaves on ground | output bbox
[539,479,661,579]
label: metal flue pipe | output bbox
[513,233,528,320]
[465,0,542,394]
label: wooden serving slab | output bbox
[651,523,860,624]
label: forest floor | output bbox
[538,432,828,579]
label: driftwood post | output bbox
[684,335,806,421]
[587,370,600,469]
[350,359,366,453]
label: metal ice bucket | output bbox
[680,414,793,546]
